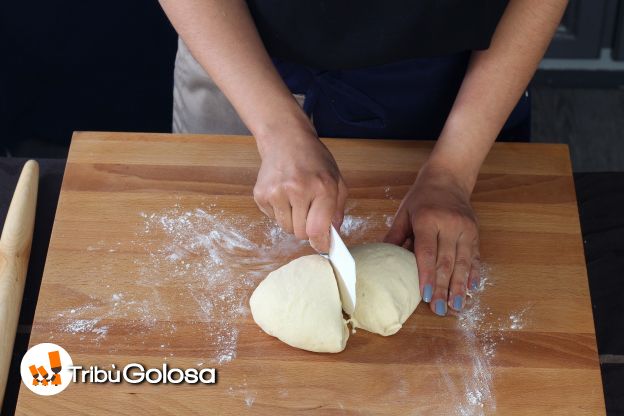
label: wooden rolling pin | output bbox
[0,160,39,404]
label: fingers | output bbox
[306,194,336,253]
[412,222,437,305]
[254,176,345,253]
[295,180,345,249]
[291,199,309,241]
[255,182,294,234]
[430,230,456,316]
[332,179,348,229]
[253,188,275,219]
[273,199,293,234]
[384,206,411,246]
[447,234,473,311]
[467,241,481,291]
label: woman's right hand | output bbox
[253,127,348,253]
[161,0,349,251]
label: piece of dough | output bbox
[350,243,421,336]
[250,255,349,353]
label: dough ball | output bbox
[351,243,421,336]
[250,255,349,353]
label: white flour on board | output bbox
[440,264,533,416]
[50,201,388,366]
[134,205,310,364]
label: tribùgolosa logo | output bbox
[20,343,73,396]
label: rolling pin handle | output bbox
[0,160,39,404]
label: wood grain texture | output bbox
[0,160,38,405]
[14,132,604,415]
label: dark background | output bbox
[0,0,177,157]
[0,0,623,414]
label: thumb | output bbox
[383,208,411,246]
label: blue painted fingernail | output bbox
[423,284,433,303]
[453,295,463,311]
[434,299,446,316]
[471,279,480,291]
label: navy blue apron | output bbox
[272,53,530,142]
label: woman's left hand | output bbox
[384,161,480,316]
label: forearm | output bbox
[429,0,567,192]
[159,0,313,156]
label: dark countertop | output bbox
[1,158,623,415]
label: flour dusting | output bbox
[64,318,102,334]
[52,202,380,367]
[445,263,533,415]
[133,205,308,364]
[384,214,394,228]
[340,215,368,236]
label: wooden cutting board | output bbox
[15,132,604,415]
